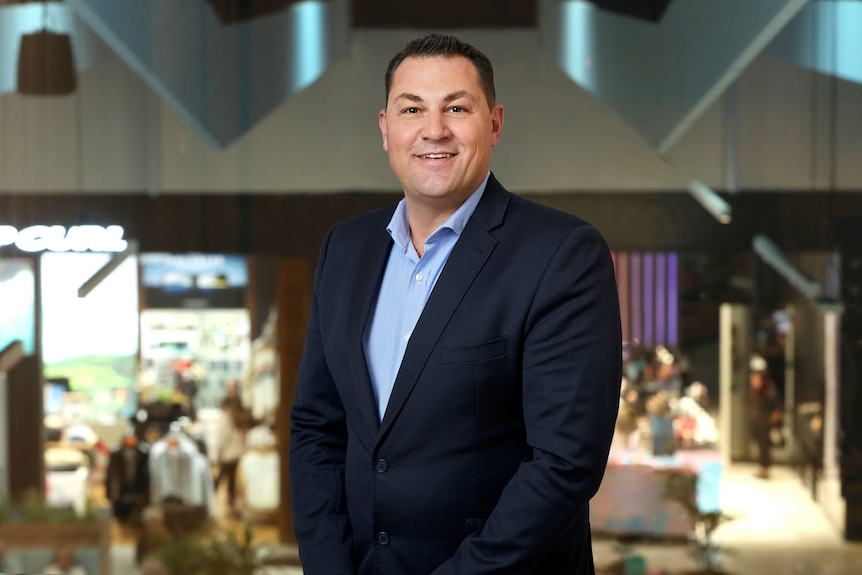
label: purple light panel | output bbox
[655,252,667,345]
[617,252,630,346]
[630,253,641,347]
[668,252,678,347]
[613,251,678,350]
[642,252,654,347]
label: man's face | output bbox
[379,55,503,212]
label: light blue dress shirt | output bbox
[364,173,490,421]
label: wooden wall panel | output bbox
[3,191,862,257]
[276,256,312,548]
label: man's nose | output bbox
[422,111,449,140]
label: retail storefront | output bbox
[0,213,302,542]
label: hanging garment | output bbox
[105,438,150,521]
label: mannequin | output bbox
[105,433,150,523]
[237,425,279,520]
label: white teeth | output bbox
[421,154,452,159]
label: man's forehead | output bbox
[389,57,482,100]
[392,55,476,81]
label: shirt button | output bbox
[376,532,390,546]
[415,272,423,282]
[403,333,410,342]
[374,459,389,473]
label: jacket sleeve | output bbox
[288,229,357,575]
[433,224,622,573]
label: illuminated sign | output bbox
[0,225,128,253]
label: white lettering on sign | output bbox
[0,225,128,253]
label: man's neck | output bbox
[405,202,457,258]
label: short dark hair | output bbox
[384,34,496,109]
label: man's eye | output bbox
[404,107,419,114]
[450,106,465,113]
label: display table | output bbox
[590,449,722,538]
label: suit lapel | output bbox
[377,176,510,440]
[347,223,394,437]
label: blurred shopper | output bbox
[748,355,783,479]
[42,546,87,575]
[214,387,250,518]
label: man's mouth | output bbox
[418,153,454,159]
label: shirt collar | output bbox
[387,172,490,249]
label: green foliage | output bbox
[156,523,272,575]
[0,489,99,524]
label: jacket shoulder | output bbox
[502,193,608,250]
[478,174,596,236]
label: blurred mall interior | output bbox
[1,1,862,573]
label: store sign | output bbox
[141,252,247,309]
[0,225,128,253]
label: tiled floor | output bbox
[593,462,862,574]
[108,461,862,574]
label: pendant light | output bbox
[16,1,77,96]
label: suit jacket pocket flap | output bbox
[440,335,508,365]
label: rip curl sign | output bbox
[0,225,128,253]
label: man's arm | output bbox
[433,224,622,573]
[289,230,356,575]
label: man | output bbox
[289,34,621,574]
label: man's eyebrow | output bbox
[443,90,473,103]
[391,91,476,104]
[392,93,423,104]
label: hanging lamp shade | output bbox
[16,29,77,96]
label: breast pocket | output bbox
[440,335,508,365]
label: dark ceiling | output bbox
[203,0,673,28]
[1,0,672,26]
[351,0,538,29]
[352,0,673,28]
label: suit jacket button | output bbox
[376,532,390,546]
[374,458,389,473]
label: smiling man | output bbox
[378,53,502,251]
[289,34,622,574]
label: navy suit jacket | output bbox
[289,174,622,574]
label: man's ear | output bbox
[379,109,389,151]
[490,103,504,148]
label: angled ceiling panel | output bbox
[539,0,809,154]
[66,0,350,148]
[766,1,862,84]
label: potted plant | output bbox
[154,522,273,575]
